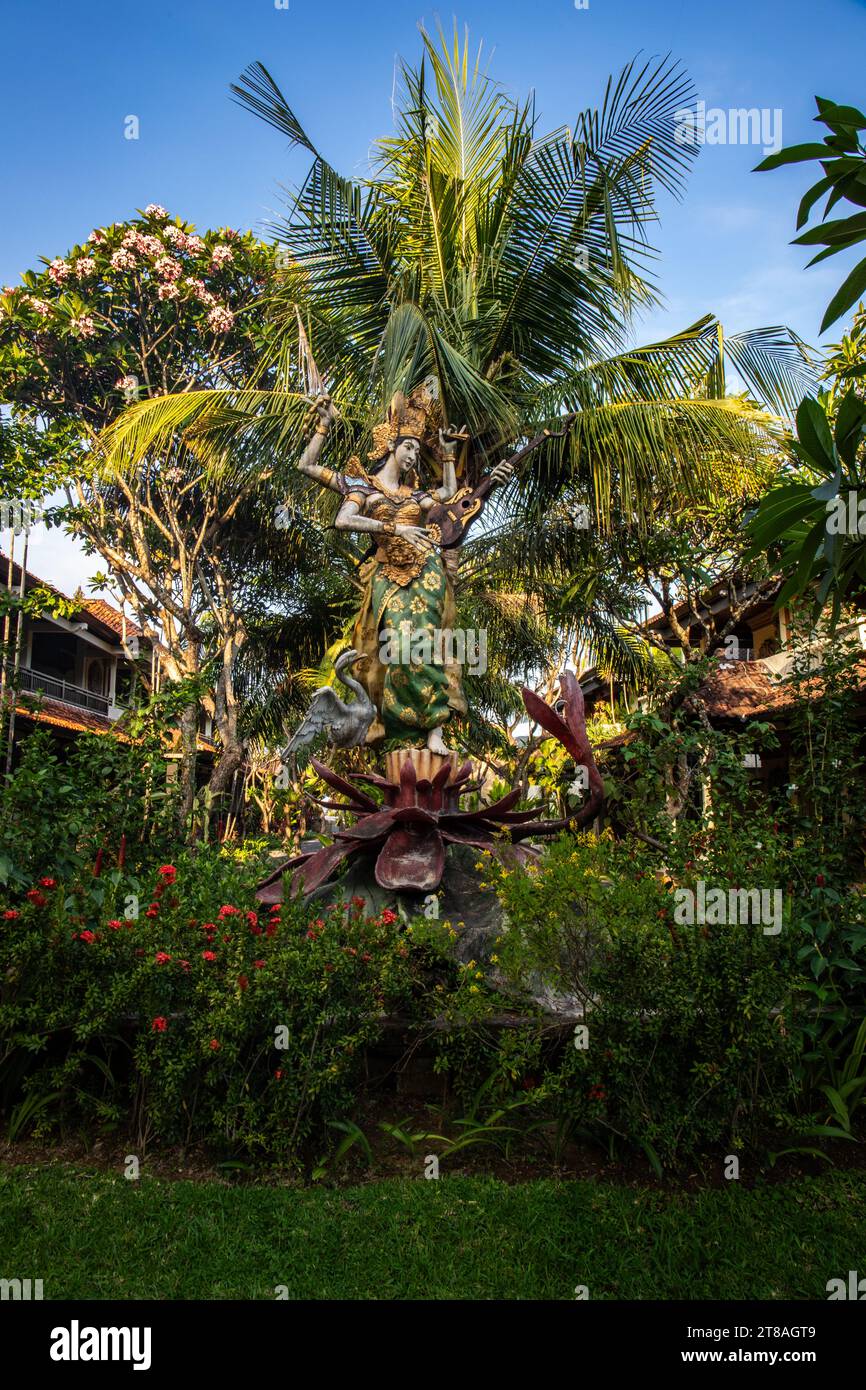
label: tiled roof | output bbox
[78,598,142,639]
[14,695,215,754]
[1,552,143,643]
[699,655,866,719]
[642,581,781,633]
[13,695,126,738]
[697,662,796,719]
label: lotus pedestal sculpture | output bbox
[255,673,603,905]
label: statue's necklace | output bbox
[370,475,413,502]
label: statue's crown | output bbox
[368,379,442,461]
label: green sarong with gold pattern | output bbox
[374,553,452,737]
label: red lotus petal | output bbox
[311,757,378,810]
[429,762,452,810]
[438,788,524,827]
[559,671,589,753]
[441,825,499,849]
[335,809,397,841]
[292,841,359,894]
[375,828,445,892]
[397,756,417,806]
[477,786,523,816]
[347,771,397,801]
[255,854,308,904]
[522,685,578,758]
[392,806,437,827]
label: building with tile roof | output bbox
[1,551,215,757]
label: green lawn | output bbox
[1,1165,864,1300]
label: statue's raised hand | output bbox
[438,423,468,459]
[311,393,339,433]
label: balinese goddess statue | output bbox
[294,383,513,755]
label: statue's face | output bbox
[394,436,421,473]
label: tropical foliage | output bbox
[98,29,812,711]
[756,97,866,334]
[748,96,866,622]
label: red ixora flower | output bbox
[157,865,176,880]
[78,930,96,943]
[237,974,248,991]
[39,877,57,889]
[26,889,47,908]
[274,1069,283,1080]
[588,1085,606,1102]
[380,908,397,926]
[154,951,172,965]
[201,950,217,962]
[253,959,265,969]
[246,911,258,928]
[151,1016,168,1033]
[3,909,20,920]
[218,904,240,918]
[145,905,159,919]
[209,1038,220,1051]
[107,919,123,930]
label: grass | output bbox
[1,1164,865,1299]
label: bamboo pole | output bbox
[5,530,29,778]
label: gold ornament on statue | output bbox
[367,380,443,463]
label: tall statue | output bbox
[293,384,514,755]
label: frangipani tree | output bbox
[0,208,339,818]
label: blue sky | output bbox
[2,0,865,593]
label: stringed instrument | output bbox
[425,412,578,548]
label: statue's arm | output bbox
[436,455,457,501]
[334,498,385,536]
[335,498,434,552]
[296,394,342,491]
[434,428,460,501]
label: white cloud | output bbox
[6,526,113,602]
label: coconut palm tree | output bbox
[100,25,814,724]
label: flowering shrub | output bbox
[0,725,177,889]
[0,856,418,1165]
[485,833,806,1165]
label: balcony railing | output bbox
[7,665,111,715]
